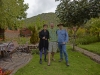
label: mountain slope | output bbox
[25,13,59,26]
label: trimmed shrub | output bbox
[30,26,39,44]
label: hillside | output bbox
[24,13,60,26]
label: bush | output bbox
[85,18,100,39]
[76,36,100,45]
[35,50,39,54]
[30,26,39,44]
[76,28,86,37]
[18,37,30,44]
[31,49,35,54]
[31,49,39,55]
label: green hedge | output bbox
[76,36,100,45]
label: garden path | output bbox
[72,46,100,63]
[0,52,32,75]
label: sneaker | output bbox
[66,62,70,66]
[59,59,63,62]
[44,58,47,62]
[52,58,55,61]
[39,59,42,64]
[47,63,50,66]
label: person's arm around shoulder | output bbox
[56,29,59,35]
[46,30,49,40]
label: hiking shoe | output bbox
[52,58,55,61]
[66,62,70,66]
[44,58,47,62]
[39,59,42,64]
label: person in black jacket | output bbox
[39,24,49,64]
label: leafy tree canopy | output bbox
[56,0,100,27]
[56,0,100,50]
[0,0,28,29]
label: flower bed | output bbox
[0,68,12,75]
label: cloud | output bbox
[24,0,60,18]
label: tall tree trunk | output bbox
[72,26,79,51]
[73,31,76,50]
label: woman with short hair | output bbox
[39,24,49,64]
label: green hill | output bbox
[25,13,60,27]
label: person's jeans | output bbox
[40,47,47,59]
[58,42,68,62]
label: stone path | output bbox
[0,52,32,75]
[72,46,100,64]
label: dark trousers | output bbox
[40,47,47,59]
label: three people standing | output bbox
[38,23,69,66]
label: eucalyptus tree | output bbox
[56,0,100,50]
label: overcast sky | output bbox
[24,0,60,18]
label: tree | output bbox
[35,17,47,30]
[56,0,100,50]
[25,16,47,31]
[0,0,28,29]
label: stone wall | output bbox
[5,29,20,39]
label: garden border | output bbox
[71,45,100,64]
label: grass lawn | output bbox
[14,45,100,75]
[78,42,100,55]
